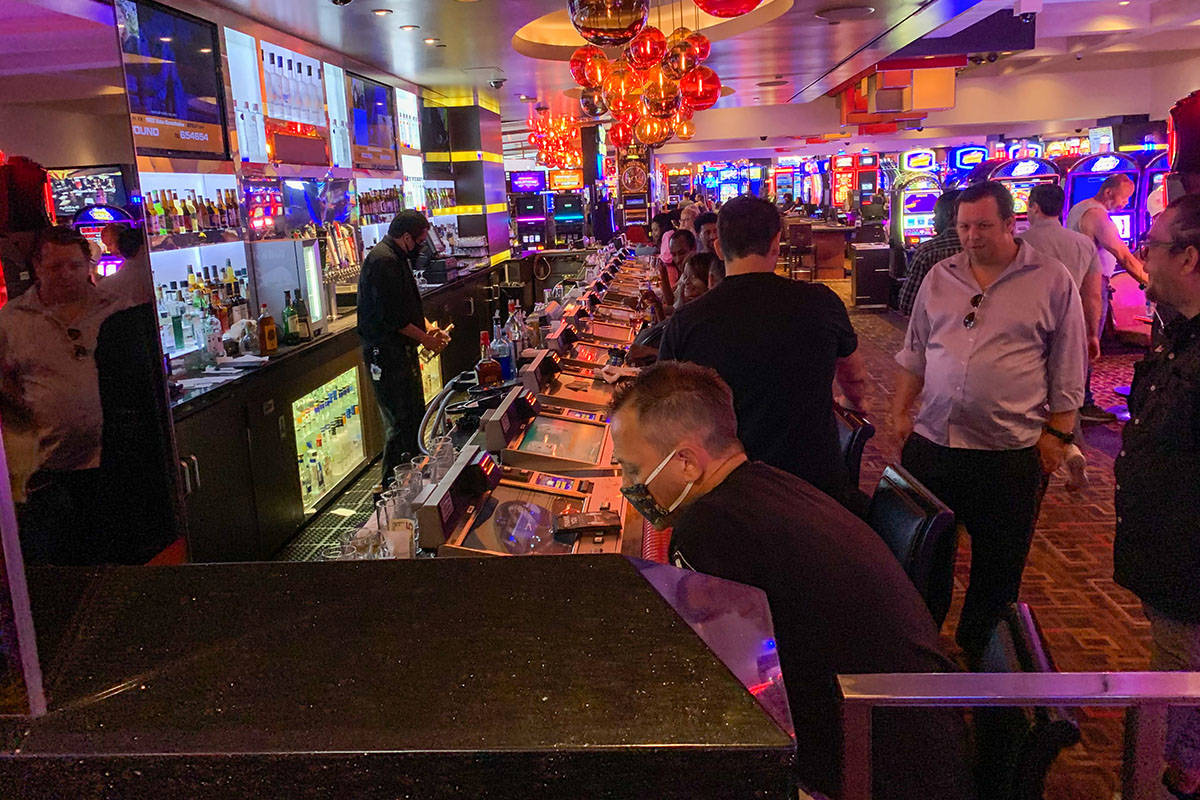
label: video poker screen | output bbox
[516,417,605,465]
[461,486,578,556]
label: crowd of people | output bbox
[607,185,1200,798]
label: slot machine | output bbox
[415,444,632,556]
[509,171,549,251]
[519,349,619,413]
[1137,151,1170,233]
[890,150,943,249]
[988,158,1063,233]
[480,386,616,473]
[1059,152,1141,248]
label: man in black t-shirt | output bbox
[659,195,869,500]
[357,211,449,485]
[609,362,973,800]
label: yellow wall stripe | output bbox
[489,249,512,266]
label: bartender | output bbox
[357,210,449,487]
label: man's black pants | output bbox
[366,346,425,486]
[901,433,1048,657]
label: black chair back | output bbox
[974,603,1081,800]
[832,404,875,490]
[866,465,957,627]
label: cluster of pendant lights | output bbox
[551,0,761,152]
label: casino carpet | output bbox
[848,306,1146,800]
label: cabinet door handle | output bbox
[189,455,201,490]
[179,459,192,497]
[464,297,475,316]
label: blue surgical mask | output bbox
[620,448,694,528]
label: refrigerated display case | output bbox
[293,366,365,514]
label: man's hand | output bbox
[1036,432,1068,474]
[1087,334,1102,362]
[421,329,449,354]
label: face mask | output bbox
[620,447,694,527]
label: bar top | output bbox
[21,557,793,755]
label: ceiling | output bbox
[0,0,128,115]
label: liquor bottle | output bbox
[505,300,525,355]
[280,290,297,345]
[226,189,241,227]
[147,190,164,235]
[164,191,179,232]
[168,281,185,349]
[257,303,279,355]
[293,287,313,342]
[210,281,229,331]
[475,332,503,387]
[206,194,220,229]
[151,191,167,234]
[224,259,237,285]
[203,306,224,363]
[186,265,199,297]
[155,285,173,351]
[179,286,202,348]
[179,191,194,233]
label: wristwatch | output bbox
[1042,424,1075,445]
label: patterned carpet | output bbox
[848,304,1147,800]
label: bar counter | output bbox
[171,261,512,562]
[3,557,796,799]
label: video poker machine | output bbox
[891,150,943,249]
[831,153,880,210]
[481,386,616,473]
[1060,152,1141,248]
[415,444,631,556]
[509,171,549,251]
[519,348,619,413]
[988,157,1062,233]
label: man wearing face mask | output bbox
[609,361,974,800]
[357,210,449,486]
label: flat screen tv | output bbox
[48,167,130,220]
[348,72,398,170]
[115,0,227,158]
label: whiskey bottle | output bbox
[257,303,279,355]
[474,331,503,387]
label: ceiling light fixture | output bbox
[372,8,392,15]
[198,47,212,53]
[159,36,173,42]
[1117,1,1130,5]
[814,5,876,22]
[400,24,419,30]
[423,37,439,44]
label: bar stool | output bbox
[787,221,815,281]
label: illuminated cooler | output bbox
[481,386,615,472]
[520,349,618,413]
[292,366,365,514]
[416,445,631,556]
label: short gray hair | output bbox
[609,361,741,455]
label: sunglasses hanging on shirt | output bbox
[963,293,984,329]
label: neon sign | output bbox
[952,146,988,170]
[901,149,937,172]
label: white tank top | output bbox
[1066,197,1117,277]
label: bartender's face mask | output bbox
[620,447,694,528]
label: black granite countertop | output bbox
[4,557,795,799]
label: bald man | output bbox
[1066,173,1148,423]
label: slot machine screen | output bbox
[517,417,605,464]
[571,343,611,364]
[903,191,939,215]
[1111,213,1132,241]
[554,195,583,221]
[590,321,632,342]
[48,167,129,219]
[1008,181,1042,215]
[461,487,577,555]
[1067,173,1139,209]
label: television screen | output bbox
[48,167,129,219]
[554,195,583,220]
[509,172,547,193]
[1008,180,1044,215]
[347,72,398,170]
[1111,213,1132,240]
[115,0,226,157]
[903,190,940,215]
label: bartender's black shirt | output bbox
[670,461,973,800]
[357,237,424,354]
[1114,311,1200,622]
[659,272,857,496]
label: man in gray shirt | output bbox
[1020,183,1103,490]
[891,181,1087,661]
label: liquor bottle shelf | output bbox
[149,227,249,254]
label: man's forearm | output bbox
[1046,409,1077,435]
[400,323,428,343]
[834,351,869,409]
[891,368,924,416]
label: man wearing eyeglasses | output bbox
[1113,193,1200,799]
[0,225,146,564]
[357,210,449,488]
[890,181,1088,662]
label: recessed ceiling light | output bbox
[424,37,439,44]
[755,79,788,87]
[1117,1,1130,5]
[400,24,419,30]
[159,36,173,42]
[198,47,212,53]
[372,8,392,15]
[814,5,875,22]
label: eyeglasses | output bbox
[963,293,984,329]
[1136,239,1177,260]
[66,327,88,360]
